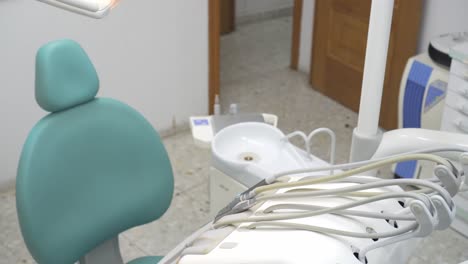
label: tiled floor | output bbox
[1,16,468,264]
[220,16,293,85]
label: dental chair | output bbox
[16,39,174,264]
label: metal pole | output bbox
[350,0,395,162]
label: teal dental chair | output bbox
[16,39,174,264]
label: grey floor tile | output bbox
[0,244,21,264]
[183,182,210,216]
[0,190,34,264]
[0,191,16,244]
[122,184,211,257]
[408,229,468,264]
[220,16,293,85]
[163,132,211,193]
[119,235,149,263]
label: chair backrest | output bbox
[16,39,174,264]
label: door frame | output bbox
[209,0,220,115]
[290,0,304,70]
[208,0,304,114]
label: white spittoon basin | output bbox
[211,122,316,186]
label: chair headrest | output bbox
[35,39,99,112]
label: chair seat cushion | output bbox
[128,256,163,264]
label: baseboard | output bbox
[159,121,190,138]
[236,7,293,27]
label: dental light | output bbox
[37,0,119,18]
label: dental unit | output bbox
[14,0,468,264]
[164,123,468,264]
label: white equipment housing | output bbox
[395,53,449,179]
[399,54,448,131]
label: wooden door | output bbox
[220,0,235,35]
[310,0,422,129]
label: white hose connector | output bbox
[283,128,337,172]
[282,131,309,155]
[307,128,336,174]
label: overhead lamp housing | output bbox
[37,0,119,19]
